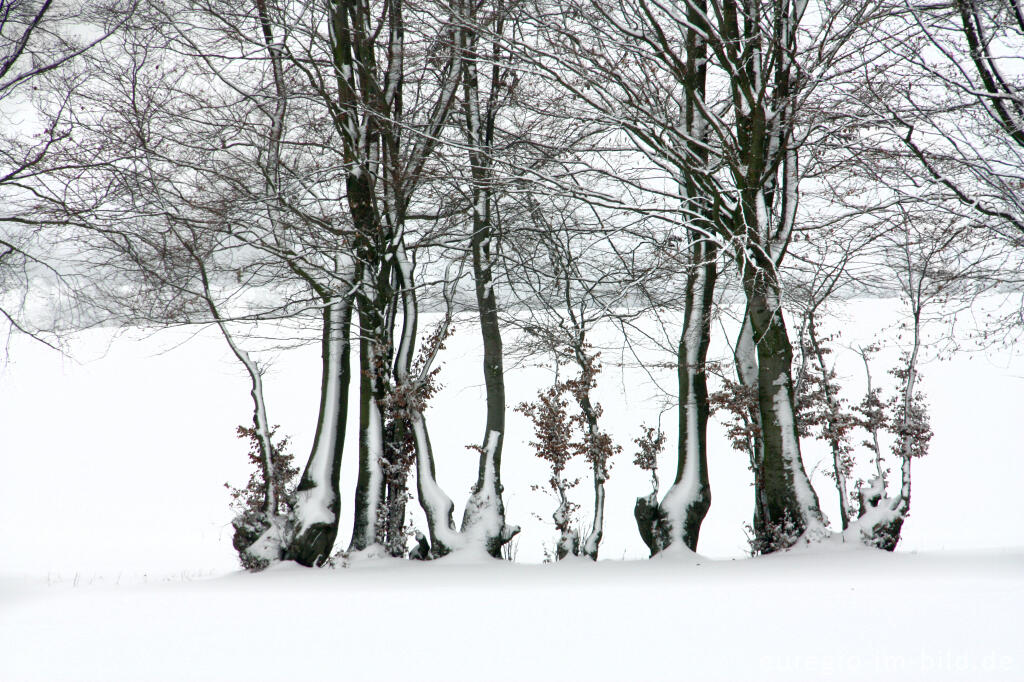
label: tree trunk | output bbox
[458,16,516,556]
[639,236,717,555]
[347,161,390,552]
[741,268,825,548]
[634,0,716,557]
[348,305,388,552]
[457,191,515,554]
[576,380,607,561]
[383,414,411,556]
[190,244,286,565]
[410,405,460,555]
[554,477,579,560]
[390,242,464,556]
[286,292,354,566]
[581,472,605,560]
[733,313,770,543]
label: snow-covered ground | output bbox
[1,297,1022,680]
[2,548,1021,681]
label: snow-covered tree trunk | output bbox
[457,176,514,555]
[348,295,388,552]
[390,243,458,555]
[582,471,605,560]
[662,236,716,551]
[638,235,717,555]
[741,261,826,546]
[248,0,287,522]
[410,406,461,554]
[455,3,518,556]
[733,313,770,539]
[287,292,354,566]
[575,370,609,560]
[635,1,716,556]
[247,365,277,516]
[725,0,826,549]
[554,477,580,560]
[393,241,516,558]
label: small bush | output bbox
[225,425,299,569]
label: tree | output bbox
[453,0,526,556]
[30,0,359,566]
[838,208,984,549]
[502,189,639,558]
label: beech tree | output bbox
[27,0,362,567]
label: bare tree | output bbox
[30,0,361,566]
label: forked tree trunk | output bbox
[324,0,462,555]
[634,0,717,557]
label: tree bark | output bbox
[457,6,516,556]
[741,265,825,547]
[733,313,770,542]
[639,235,717,555]
[348,301,388,552]
[287,293,354,566]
